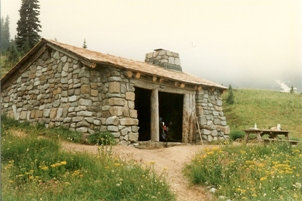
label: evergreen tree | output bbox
[83,39,87,49]
[226,85,234,104]
[290,86,294,94]
[0,16,10,52]
[16,0,41,53]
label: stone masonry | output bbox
[196,89,229,142]
[1,48,138,144]
[145,49,182,72]
[1,40,229,144]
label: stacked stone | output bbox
[1,50,102,135]
[196,89,230,142]
[99,67,139,145]
[1,48,140,144]
[145,49,182,72]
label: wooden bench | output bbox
[244,129,289,144]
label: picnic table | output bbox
[244,128,289,144]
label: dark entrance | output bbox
[159,92,183,142]
[135,87,151,141]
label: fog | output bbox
[2,0,302,91]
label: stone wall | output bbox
[98,67,139,145]
[145,49,182,72]
[1,46,227,144]
[1,48,139,144]
[1,49,103,135]
[196,89,229,142]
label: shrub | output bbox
[86,131,116,145]
[226,85,234,104]
[229,130,245,141]
[185,144,302,201]
[2,130,174,201]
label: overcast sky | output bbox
[2,0,302,91]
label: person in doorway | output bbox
[159,117,168,141]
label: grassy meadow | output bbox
[222,89,302,139]
[1,117,175,201]
[186,144,302,201]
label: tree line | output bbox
[1,0,41,76]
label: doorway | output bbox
[135,87,151,141]
[159,92,183,142]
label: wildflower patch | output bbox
[185,144,302,201]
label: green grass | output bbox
[185,144,302,201]
[1,118,175,201]
[222,89,302,139]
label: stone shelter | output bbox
[1,39,229,144]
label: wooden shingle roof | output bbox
[1,38,226,90]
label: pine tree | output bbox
[0,16,10,52]
[16,0,41,53]
[226,85,234,104]
[290,86,294,94]
[83,39,87,49]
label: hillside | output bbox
[222,89,302,139]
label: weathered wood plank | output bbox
[133,79,196,95]
[151,89,159,142]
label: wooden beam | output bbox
[126,71,133,78]
[152,76,157,82]
[135,72,141,79]
[197,86,202,91]
[180,83,185,88]
[159,77,164,83]
[174,82,179,87]
[151,89,159,142]
[133,79,196,95]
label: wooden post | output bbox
[182,93,196,143]
[151,89,159,141]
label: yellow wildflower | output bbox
[60,161,67,165]
[260,176,267,181]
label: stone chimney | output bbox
[145,49,182,72]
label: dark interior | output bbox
[159,92,183,142]
[135,87,151,141]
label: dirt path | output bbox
[62,142,214,201]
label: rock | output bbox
[63,62,69,71]
[129,109,137,118]
[109,106,123,116]
[53,51,60,59]
[129,132,138,142]
[76,127,88,133]
[214,119,221,125]
[120,118,138,126]
[56,108,63,118]
[121,127,131,136]
[77,120,90,127]
[132,126,139,132]
[112,132,121,138]
[72,117,83,122]
[108,98,125,106]
[108,82,120,93]
[106,116,119,125]
[77,111,93,116]
[19,111,27,120]
[202,129,211,135]
[127,101,135,109]
[125,92,135,101]
[217,100,222,106]
[80,85,90,94]
[93,119,101,125]
[50,108,57,119]
[212,130,218,136]
[208,135,213,142]
[107,126,118,132]
[79,98,92,106]
[91,89,98,96]
[43,109,51,117]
